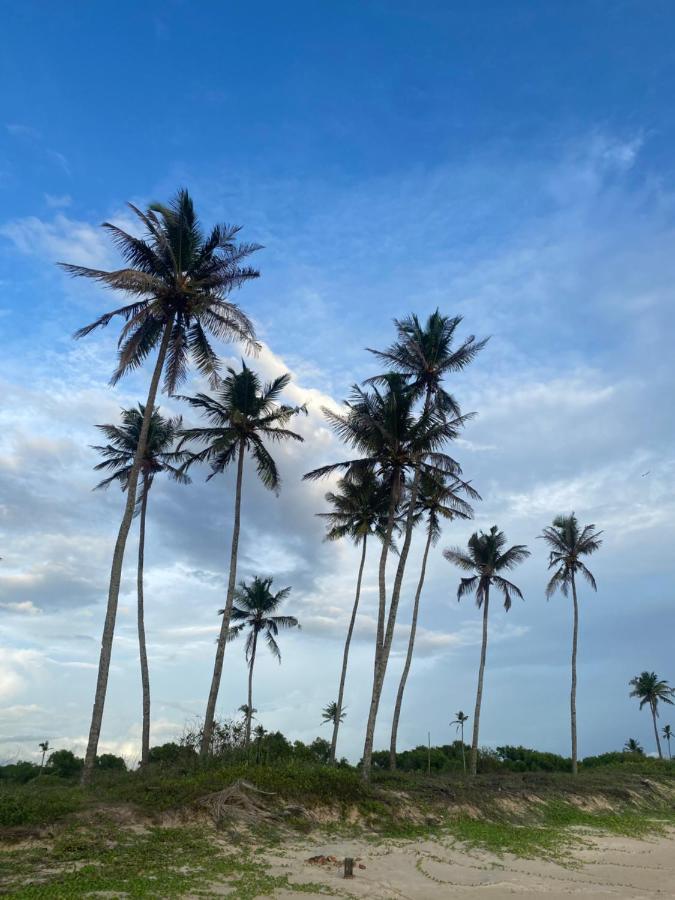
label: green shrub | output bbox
[46,750,83,779]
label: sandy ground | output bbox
[258,830,675,899]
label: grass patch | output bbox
[0,782,84,828]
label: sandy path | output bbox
[261,830,675,899]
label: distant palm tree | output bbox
[61,189,259,781]
[92,405,189,766]
[228,576,299,746]
[444,526,530,775]
[38,741,50,771]
[623,738,644,755]
[389,471,478,768]
[179,363,305,755]
[540,514,602,775]
[629,672,674,759]
[450,711,469,773]
[305,375,470,780]
[318,468,392,763]
[663,724,673,760]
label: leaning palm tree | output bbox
[663,724,673,760]
[179,364,305,754]
[389,471,478,768]
[321,701,346,728]
[227,576,299,746]
[61,189,259,781]
[305,374,471,779]
[629,672,674,759]
[317,468,392,763]
[38,741,50,771]
[444,526,530,776]
[539,514,603,775]
[92,405,189,766]
[450,711,469,773]
[623,738,644,755]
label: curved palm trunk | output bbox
[470,584,490,777]
[570,576,579,775]
[362,462,423,781]
[245,631,259,749]
[389,527,433,769]
[200,438,246,756]
[330,536,368,764]
[137,475,151,767]
[82,317,174,784]
[651,701,663,759]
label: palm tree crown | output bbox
[92,405,190,493]
[228,576,299,661]
[444,525,531,610]
[413,471,478,544]
[451,711,469,729]
[623,738,644,754]
[321,701,346,727]
[62,188,260,392]
[540,513,603,598]
[179,362,305,489]
[629,672,674,713]
[318,468,393,544]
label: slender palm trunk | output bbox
[389,527,433,769]
[245,631,258,748]
[470,584,490,777]
[330,536,368,764]
[362,463,423,780]
[460,724,466,774]
[81,317,174,784]
[651,701,663,759]
[200,438,246,756]
[137,475,151,767]
[570,575,579,775]
[667,737,672,760]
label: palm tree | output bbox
[227,576,299,746]
[38,741,50,771]
[389,471,478,768]
[539,514,602,775]
[623,738,644,755]
[179,365,305,755]
[663,724,673,760]
[92,405,189,766]
[317,468,392,763]
[305,375,471,779]
[450,712,469,773]
[61,189,259,781]
[629,672,674,759]
[444,526,530,776]
[321,701,346,728]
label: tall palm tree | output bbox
[227,576,299,745]
[61,189,259,781]
[92,405,189,766]
[629,672,674,759]
[305,374,471,779]
[444,526,530,776]
[389,471,478,768]
[623,738,644,755]
[38,741,50,772]
[539,514,603,775]
[450,711,469,773]
[321,701,346,728]
[317,468,392,763]
[663,724,673,760]
[179,363,305,754]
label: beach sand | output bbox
[258,830,675,898]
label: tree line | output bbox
[54,189,672,783]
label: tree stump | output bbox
[343,857,354,878]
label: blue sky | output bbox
[1,1,674,764]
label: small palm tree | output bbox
[623,737,644,755]
[317,468,392,763]
[540,513,602,775]
[629,672,674,759]
[92,405,189,766]
[450,712,469,773]
[389,471,478,768]
[38,741,50,771]
[227,577,299,746]
[321,701,346,728]
[180,363,305,755]
[663,724,673,760]
[61,189,259,781]
[444,526,530,775]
